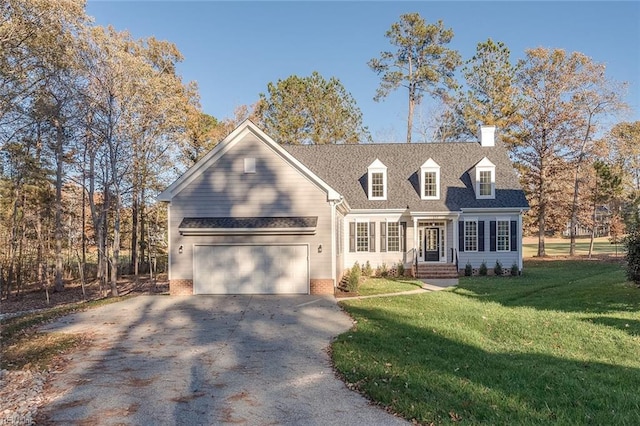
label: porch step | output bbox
[416,263,459,279]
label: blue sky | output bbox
[87,1,639,142]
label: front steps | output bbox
[416,263,459,279]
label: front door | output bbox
[424,228,440,261]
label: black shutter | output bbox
[369,222,376,252]
[400,222,406,252]
[511,220,518,251]
[458,221,465,252]
[478,221,485,251]
[349,222,355,252]
[380,222,387,252]
[490,221,497,252]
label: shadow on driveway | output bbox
[38,295,407,425]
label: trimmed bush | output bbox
[479,261,488,276]
[346,262,361,293]
[397,262,405,277]
[362,260,373,277]
[465,262,473,276]
[494,260,503,276]
[511,263,519,276]
[378,263,389,278]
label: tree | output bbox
[446,39,521,144]
[368,13,461,143]
[588,160,623,257]
[513,48,592,256]
[255,71,370,145]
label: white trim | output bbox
[496,219,511,252]
[167,204,172,281]
[178,228,316,236]
[463,218,479,253]
[157,120,341,202]
[367,159,387,201]
[420,158,441,200]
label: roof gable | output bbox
[158,120,341,202]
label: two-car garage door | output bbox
[193,244,309,294]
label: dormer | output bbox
[420,158,440,200]
[472,157,495,199]
[367,159,387,200]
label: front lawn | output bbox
[332,260,640,425]
[357,277,424,296]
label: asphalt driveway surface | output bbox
[39,295,407,425]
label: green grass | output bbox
[357,277,424,296]
[1,296,131,370]
[523,237,625,258]
[332,260,640,425]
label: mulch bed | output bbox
[1,276,168,316]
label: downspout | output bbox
[518,210,524,273]
[331,196,346,288]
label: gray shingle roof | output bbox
[179,217,318,229]
[283,142,528,211]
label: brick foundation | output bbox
[170,279,193,295]
[310,279,335,295]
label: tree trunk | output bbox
[131,189,138,276]
[406,90,414,144]
[54,120,65,292]
[569,166,580,256]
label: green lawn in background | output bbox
[332,260,640,425]
[523,236,625,258]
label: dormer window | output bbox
[420,158,440,200]
[367,159,387,200]
[473,157,495,199]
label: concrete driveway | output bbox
[39,295,407,425]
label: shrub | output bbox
[625,226,640,284]
[479,261,488,276]
[346,262,361,292]
[397,262,405,277]
[465,262,473,276]
[362,260,373,277]
[494,260,503,276]
[511,263,519,276]
[377,263,389,277]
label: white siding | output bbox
[169,133,333,283]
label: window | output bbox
[387,222,400,252]
[473,157,495,199]
[356,222,369,252]
[424,172,437,197]
[371,172,384,198]
[497,220,510,251]
[244,158,256,173]
[367,159,387,200]
[420,158,440,200]
[465,220,478,252]
[479,170,492,196]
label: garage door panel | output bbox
[194,245,309,294]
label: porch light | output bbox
[179,245,183,254]
[318,244,322,253]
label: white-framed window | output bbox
[244,158,256,173]
[464,220,478,252]
[387,222,400,252]
[420,158,440,200]
[367,159,387,200]
[474,157,495,199]
[371,172,384,198]
[356,221,369,252]
[497,220,510,251]
[479,170,492,196]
